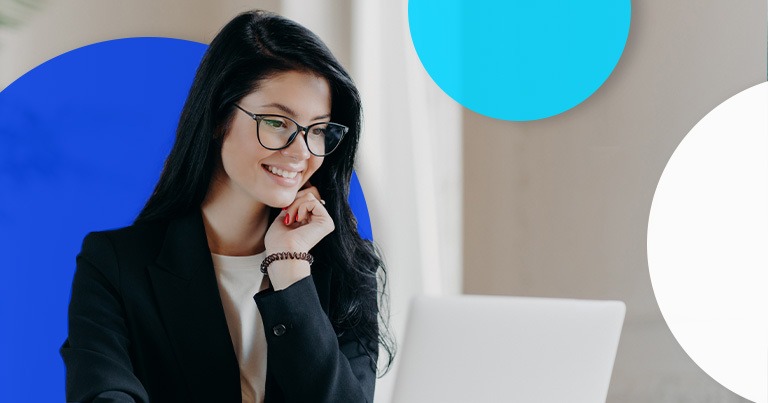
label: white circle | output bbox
[648,82,768,402]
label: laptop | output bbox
[391,295,625,403]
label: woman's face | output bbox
[216,70,330,208]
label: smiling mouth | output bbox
[263,164,302,179]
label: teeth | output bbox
[267,165,298,179]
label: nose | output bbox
[281,129,312,160]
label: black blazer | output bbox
[60,209,377,403]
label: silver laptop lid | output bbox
[392,295,625,403]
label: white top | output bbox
[211,251,269,403]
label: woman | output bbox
[60,10,393,403]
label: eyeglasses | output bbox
[234,104,348,157]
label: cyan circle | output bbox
[0,37,372,400]
[408,0,631,121]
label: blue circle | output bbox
[0,37,373,400]
[408,0,631,121]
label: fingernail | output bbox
[284,214,290,225]
[282,208,287,211]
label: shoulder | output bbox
[79,219,170,267]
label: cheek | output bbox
[305,157,325,180]
[220,136,267,179]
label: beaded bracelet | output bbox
[260,251,314,275]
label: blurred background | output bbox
[0,0,765,402]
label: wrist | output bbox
[267,260,311,290]
[260,251,314,275]
[265,242,309,254]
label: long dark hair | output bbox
[134,10,394,374]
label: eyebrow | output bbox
[259,102,330,121]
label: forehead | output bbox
[240,71,331,119]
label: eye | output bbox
[310,123,328,136]
[262,118,286,129]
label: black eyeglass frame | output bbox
[233,104,348,157]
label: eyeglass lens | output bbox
[257,115,345,156]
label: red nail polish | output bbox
[282,207,287,211]
[284,214,290,225]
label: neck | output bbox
[200,175,270,256]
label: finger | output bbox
[277,208,293,226]
[295,196,327,222]
[284,190,315,222]
[289,190,322,223]
[295,186,322,204]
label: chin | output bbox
[260,191,297,209]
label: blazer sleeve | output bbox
[60,232,150,403]
[254,275,378,403]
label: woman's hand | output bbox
[263,182,335,289]
[265,182,335,252]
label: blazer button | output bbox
[273,324,287,336]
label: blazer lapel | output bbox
[147,210,241,402]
